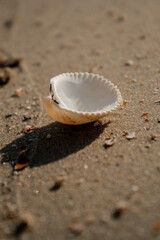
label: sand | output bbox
[0,0,160,239]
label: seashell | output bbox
[126,132,136,140]
[44,72,122,125]
[104,137,116,147]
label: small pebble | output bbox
[84,164,88,169]
[26,106,31,110]
[46,134,52,139]
[141,112,149,117]
[157,118,160,123]
[132,78,137,83]
[116,200,129,210]
[13,88,23,97]
[34,190,39,194]
[131,185,139,192]
[125,60,134,66]
[0,69,10,86]
[89,65,97,73]
[69,220,84,235]
[77,178,85,184]
[11,144,17,149]
[144,118,150,122]
[86,215,95,224]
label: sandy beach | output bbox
[0,0,160,239]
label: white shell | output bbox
[44,72,122,125]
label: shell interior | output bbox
[51,73,120,114]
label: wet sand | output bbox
[0,0,160,239]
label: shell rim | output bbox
[49,72,123,117]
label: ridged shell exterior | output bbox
[44,72,122,125]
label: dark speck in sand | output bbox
[112,209,123,219]
[49,178,64,191]
[0,57,21,68]
[4,19,13,29]
[13,220,28,237]
[5,114,13,118]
